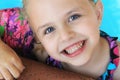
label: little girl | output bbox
[23,0,120,80]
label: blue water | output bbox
[0,0,120,40]
[0,0,22,9]
[100,0,120,40]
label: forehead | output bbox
[26,0,93,28]
[26,0,91,12]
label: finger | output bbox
[12,57,25,73]
[0,73,4,79]
[7,64,21,79]
[0,66,13,80]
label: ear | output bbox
[95,0,103,23]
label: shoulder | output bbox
[1,8,34,48]
[117,41,120,46]
[117,41,120,57]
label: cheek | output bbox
[74,22,99,36]
[42,41,60,60]
[41,40,57,54]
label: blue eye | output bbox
[68,14,81,22]
[45,26,55,34]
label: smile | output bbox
[61,40,86,57]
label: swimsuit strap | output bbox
[98,31,120,80]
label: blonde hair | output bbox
[22,0,95,14]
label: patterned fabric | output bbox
[46,31,120,80]
[98,31,120,80]
[0,8,34,58]
[46,56,63,69]
[0,25,4,37]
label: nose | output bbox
[59,25,75,42]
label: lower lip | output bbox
[63,41,86,58]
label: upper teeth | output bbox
[65,41,83,54]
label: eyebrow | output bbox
[39,23,51,29]
[37,22,53,34]
[37,7,83,30]
[66,7,82,16]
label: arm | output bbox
[18,57,94,80]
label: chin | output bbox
[67,56,91,67]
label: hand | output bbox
[0,39,25,80]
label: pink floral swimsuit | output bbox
[0,8,35,58]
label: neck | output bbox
[62,37,110,78]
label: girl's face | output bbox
[27,0,103,66]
